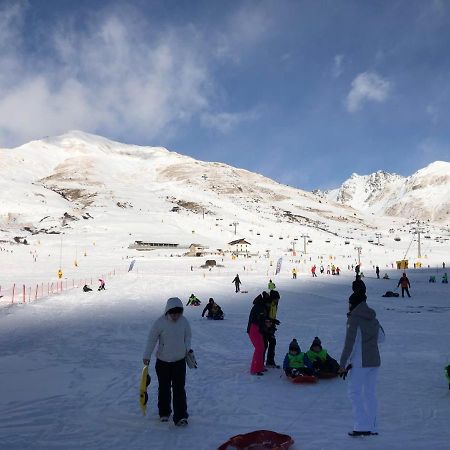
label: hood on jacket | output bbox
[350,301,376,320]
[164,297,184,314]
[253,294,264,305]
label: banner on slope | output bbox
[128,260,136,272]
[275,257,283,275]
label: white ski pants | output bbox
[347,367,379,432]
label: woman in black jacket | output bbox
[247,294,267,375]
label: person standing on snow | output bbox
[339,290,385,437]
[232,274,242,293]
[375,266,380,279]
[397,272,411,298]
[142,297,192,426]
[268,279,276,291]
[263,290,281,368]
[247,294,267,375]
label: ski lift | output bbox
[368,239,374,243]
[394,237,401,242]
[279,237,283,240]
[294,238,298,241]
[308,239,313,243]
[345,241,350,245]
[256,232,260,235]
[269,234,273,237]
[424,235,431,239]
[325,240,331,243]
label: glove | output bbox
[186,349,198,369]
[339,364,352,380]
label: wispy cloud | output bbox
[0,4,218,146]
[201,107,262,133]
[346,72,390,112]
[332,54,344,78]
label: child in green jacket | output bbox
[283,339,313,377]
[306,337,340,375]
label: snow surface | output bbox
[0,251,449,450]
[0,131,449,449]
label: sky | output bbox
[0,0,450,190]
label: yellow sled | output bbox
[139,365,151,415]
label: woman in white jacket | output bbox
[143,297,192,426]
[339,290,385,437]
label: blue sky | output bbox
[0,0,449,190]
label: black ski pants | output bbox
[264,334,277,366]
[401,287,411,298]
[155,358,188,423]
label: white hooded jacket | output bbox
[143,297,192,363]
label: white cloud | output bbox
[0,6,217,146]
[346,72,390,112]
[201,108,261,133]
[332,54,344,78]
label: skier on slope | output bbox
[232,274,242,293]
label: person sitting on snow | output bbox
[283,339,313,378]
[268,279,276,291]
[83,284,93,292]
[201,298,224,320]
[186,294,201,306]
[383,273,390,280]
[305,337,339,375]
[98,279,106,291]
[429,275,436,283]
[442,273,448,284]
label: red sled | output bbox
[217,430,294,450]
[288,374,317,384]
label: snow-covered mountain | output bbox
[0,131,448,265]
[0,131,376,247]
[325,162,450,222]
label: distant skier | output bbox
[311,265,317,277]
[292,268,297,279]
[355,264,360,276]
[98,279,106,291]
[375,266,380,279]
[232,274,242,293]
[320,265,324,274]
[397,273,411,298]
[83,284,92,292]
[186,294,201,306]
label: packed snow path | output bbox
[0,267,449,450]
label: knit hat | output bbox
[352,277,366,294]
[310,336,322,350]
[349,291,367,311]
[289,338,300,353]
